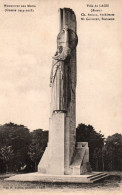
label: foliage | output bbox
[0,122,31,172]
[0,146,13,161]
[28,129,48,171]
[0,146,14,172]
[104,133,122,171]
[0,123,49,173]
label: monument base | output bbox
[5,172,109,183]
[38,141,92,175]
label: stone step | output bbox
[87,172,104,178]
[90,174,109,183]
[89,173,108,181]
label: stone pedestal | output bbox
[48,112,65,175]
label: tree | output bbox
[0,146,13,172]
[0,122,31,172]
[76,123,105,171]
[28,129,48,171]
[101,146,107,171]
[104,133,122,171]
[28,142,44,171]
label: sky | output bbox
[0,0,122,137]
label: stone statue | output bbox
[50,27,72,112]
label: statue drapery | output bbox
[50,28,71,112]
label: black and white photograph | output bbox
[0,0,121,194]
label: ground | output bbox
[0,172,121,195]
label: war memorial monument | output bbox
[38,7,91,175]
[37,8,108,182]
[6,8,108,183]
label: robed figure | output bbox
[50,28,71,113]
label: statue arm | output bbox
[52,47,71,61]
[50,60,59,86]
